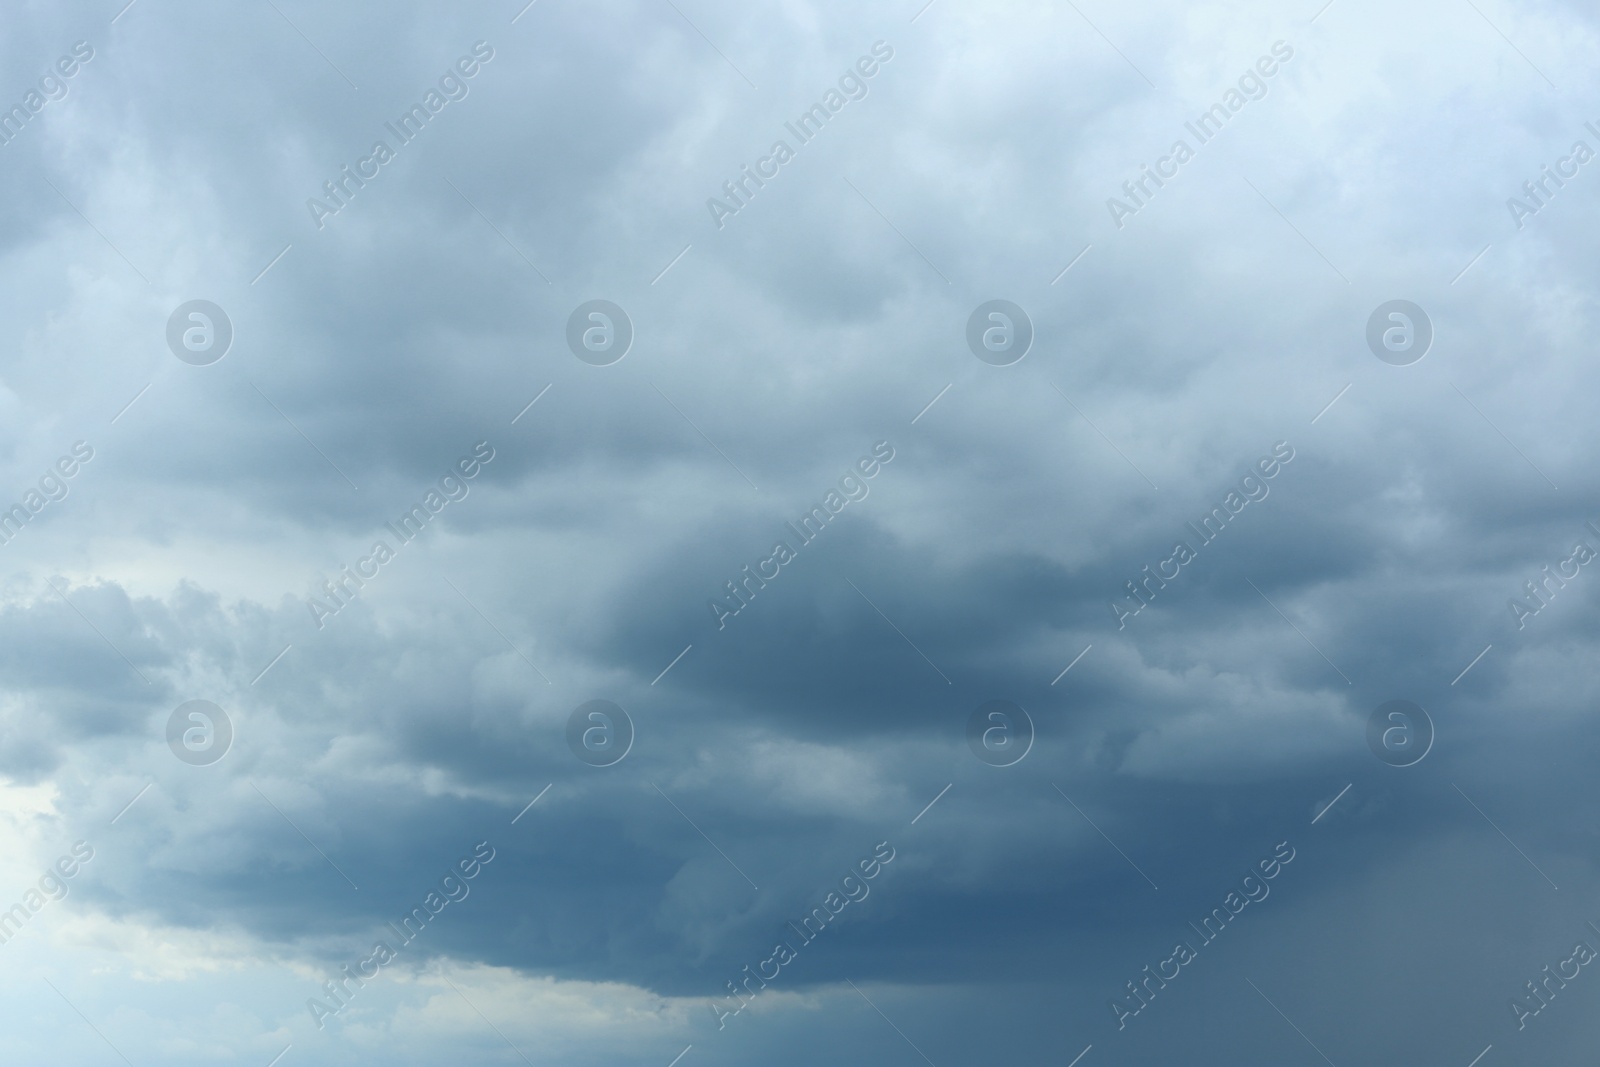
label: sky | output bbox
[1,0,1598,1064]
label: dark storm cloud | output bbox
[2,0,1600,1064]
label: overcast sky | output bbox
[2,0,1599,1064]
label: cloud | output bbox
[2,0,1599,1062]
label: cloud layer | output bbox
[2,0,1599,1063]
